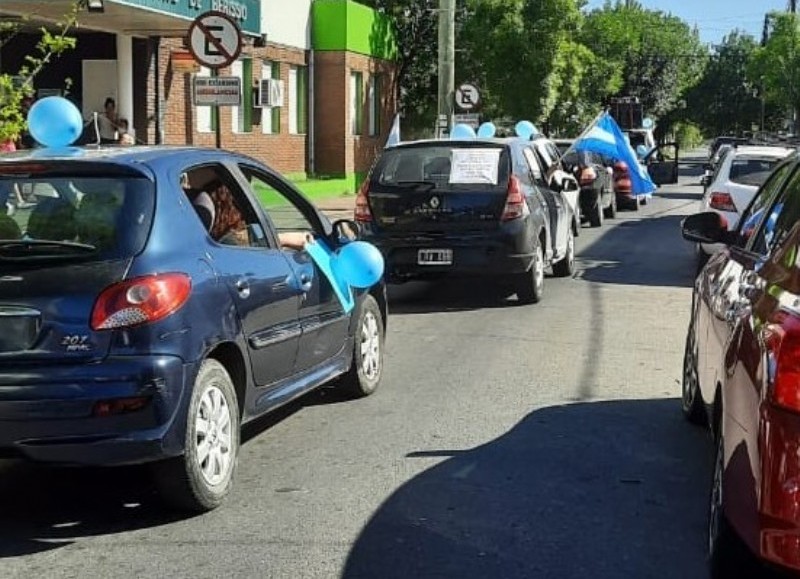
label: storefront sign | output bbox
[171,50,200,73]
[193,76,241,106]
[109,0,260,36]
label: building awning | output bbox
[0,0,260,37]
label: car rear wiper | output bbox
[0,239,98,258]
[394,180,438,191]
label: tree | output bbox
[751,11,800,133]
[0,3,80,144]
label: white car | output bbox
[698,145,794,257]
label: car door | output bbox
[523,146,565,261]
[179,162,304,389]
[644,143,679,186]
[237,164,350,375]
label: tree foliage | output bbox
[0,2,79,143]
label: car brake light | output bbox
[501,175,529,221]
[764,313,800,413]
[91,273,192,330]
[709,192,737,213]
[354,179,372,223]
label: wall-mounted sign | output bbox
[109,0,261,36]
[193,76,241,106]
[171,49,200,73]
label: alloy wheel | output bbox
[195,385,234,487]
[709,434,724,557]
[360,311,381,380]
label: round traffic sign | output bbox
[455,83,481,111]
[188,11,242,70]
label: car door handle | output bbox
[299,273,313,292]
[235,278,251,299]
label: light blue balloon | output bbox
[636,145,648,158]
[477,122,496,138]
[514,120,538,140]
[27,96,83,148]
[333,241,385,289]
[450,123,476,139]
[642,117,654,129]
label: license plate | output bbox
[418,248,453,265]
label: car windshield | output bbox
[375,144,510,192]
[728,157,781,187]
[0,174,155,263]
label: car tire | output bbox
[630,196,640,211]
[517,241,545,304]
[589,192,603,227]
[552,227,575,278]
[640,196,648,206]
[603,191,617,219]
[708,432,757,579]
[681,323,705,425]
[152,359,240,513]
[338,294,384,398]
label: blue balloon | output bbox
[636,145,648,158]
[514,120,538,140]
[333,241,385,289]
[477,122,496,138]
[27,96,84,148]
[450,123,476,139]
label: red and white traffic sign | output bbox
[188,11,242,70]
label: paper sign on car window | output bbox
[449,149,501,185]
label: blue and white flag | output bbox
[573,112,656,196]
[385,113,401,148]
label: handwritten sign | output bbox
[449,149,501,185]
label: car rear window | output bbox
[0,173,154,262]
[374,144,510,191]
[729,157,781,187]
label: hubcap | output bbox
[534,245,544,291]
[683,335,698,409]
[360,311,381,380]
[709,435,724,555]
[195,385,233,487]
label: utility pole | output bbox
[437,0,455,137]
[790,0,797,13]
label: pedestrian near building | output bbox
[97,97,119,144]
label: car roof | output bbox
[730,145,794,158]
[387,137,526,150]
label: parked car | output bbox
[696,145,794,264]
[680,150,800,577]
[556,139,616,227]
[355,137,580,303]
[0,146,387,512]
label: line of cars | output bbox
[682,138,800,576]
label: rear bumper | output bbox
[363,219,537,280]
[0,355,192,466]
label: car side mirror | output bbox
[561,177,579,193]
[331,218,360,243]
[681,212,732,244]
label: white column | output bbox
[116,34,134,134]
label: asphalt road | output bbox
[2,154,730,579]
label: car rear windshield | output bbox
[729,157,781,187]
[0,173,154,263]
[374,144,510,191]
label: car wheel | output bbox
[708,432,756,579]
[640,196,649,206]
[682,323,705,425]
[603,191,617,219]
[517,241,544,304]
[631,196,640,211]
[552,227,575,278]
[338,294,384,397]
[589,192,603,227]
[152,359,240,512]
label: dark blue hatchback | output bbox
[0,146,387,511]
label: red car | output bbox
[681,153,800,577]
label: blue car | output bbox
[0,146,387,511]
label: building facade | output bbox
[0,0,397,179]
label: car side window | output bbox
[738,162,794,253]
[181,164,270,249]
[523,148,546,187]
[238,165,319,242]
[742,165,800,255]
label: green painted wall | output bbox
[312,0,397,60]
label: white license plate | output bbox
[418,249,453,265]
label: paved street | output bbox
[2,155,726,579]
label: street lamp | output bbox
[85,0,104,13]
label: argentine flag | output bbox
[573,112,656,196]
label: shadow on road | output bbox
[387,278,522,315]
[343,398,712,579]
[578,213,697,288]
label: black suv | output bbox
[355,138,580,303]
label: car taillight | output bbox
[579,167,597,185]
[354,179,372,223]
[91,273,192,330]
[501,175,529,221]
[709,192,737,213]
[764,314,800,413]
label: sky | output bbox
[584,0,788,45]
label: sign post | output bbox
[188,11,243,149]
